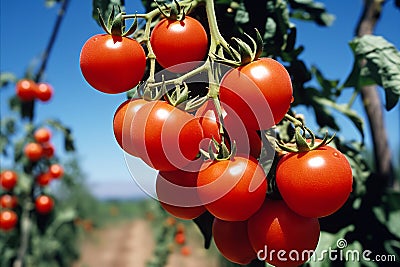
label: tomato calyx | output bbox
[200,136,237,161]
[97,6,138,37]
[277,113,335,153]
[213,29,263,67]
[156,0,188,21]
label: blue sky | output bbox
[1,1,399,199]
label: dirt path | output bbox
[73,219,219,267]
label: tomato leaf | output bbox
[344,35,400,110]
[192,211,214,249]
[92,0,125,27]
[0,72,17,88]
[288,0,335,26]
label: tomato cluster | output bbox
[15,79,53,102]
[81,6,354,266]
[1,171,19,231]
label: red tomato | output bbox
[24,142,43,161]
[15,79,37,101]
[0,194,18,209]
[174,232,186,245]
[0,210,18,231]
[150,17,208,73]
[197,157,267,221]
[42,142,55,158]
[113,99,148,156]
[156,167,206,219]
[276,145,353,218]
[213,219,256,265]
[131,101,204,171]
[35,195,54,214]
[35,83,53,102]
[0,170,18,190]
[34,127,52,143]
[36,172,52,186]
[247,200,320,267]
[219,58,293,130]
[49,164,64,179]
[180,246,191,256]
[80,34,146,94]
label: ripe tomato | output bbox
[0,170,18,190]
[0,210,18,231]
[35,83,53,102]
[219,58,293,130]
[174,232,186,245]
[42,142,55,158]
[213,219,256,265]
[197,157,267,221]
[35,195,54,214]
[276,145,353,218]
[49,164,64,179]
[80,34,146,94]
[24,142,43,161]
[131,101,204,171]
[0,194,18,209]
[156,167,206,219]
[180,246,191,256]
[150,17,208,73]
[247,200,320,267]
[113,98,148,156]
[36,172,52,186]
[34,127,52,143]
[15,79,37,101]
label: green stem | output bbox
[284,113,304,127]
[13,200,32,267]
[347,90,358,108]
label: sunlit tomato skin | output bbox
[150,17,208,73]
[24,142,43,161]
[276,145,353,218]
[247,200,320,267]
[0,194,18,209]
[15,79,37,101]
[113,99,148,156]
[156,167,206,219]
[0,170,18,190]
[213,219,257,265]
[49,164,64,179]
[131,101,204,171]
[197,157,267,221]
[35,83,53,101]
[34,127,52,143]
[80,34,146,94]
[219,58,293,130]
[0,210,18,231]
[36,172,52,186]
[35,195,54,214]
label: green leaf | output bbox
[92,0,125,27]
[387,210,400,239]
[288,0,335,26]
[0,72,17,88]
[344,35,400,110]
[45,0,62,8]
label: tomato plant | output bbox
[276,145,353,218]
[248,200,320,267]
[213,218,256,265]
[0,170,18,190]
[219,58,293,130]
[80,34,146,94]
[131,101,204,171]
[35,195,54,214]
[0,210,18,231]
[36,172,52,186]
[197,157,267,221]
[150,16,208,73]
[49,164,64,179]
